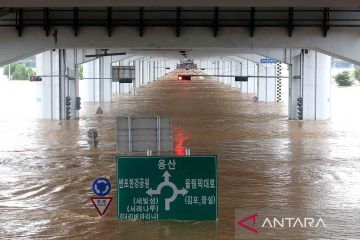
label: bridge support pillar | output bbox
[289,50,331,120]
[257,64,277,102]
[36,49,80,120]
[82,59,98,102]
[99,56,112,102]
[240,60,258,94]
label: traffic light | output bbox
[66,96,71,120]
[75,97,81,110]
[178,75,191,80]
[297,97,303,120]
[235,76,248,82]
[30,76,42,81]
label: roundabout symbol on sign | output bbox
[92,177,112,196]
[146,170,188,211]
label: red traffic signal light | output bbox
[30,76,42,82]
[177,75,191,81]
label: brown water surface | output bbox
[1,71,360,239]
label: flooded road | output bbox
[1,71,360,239]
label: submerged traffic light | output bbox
[178,75,191,80]
[66,96,71,119]
[297,97,303,120]
[75,97,81,110]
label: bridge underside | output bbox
[0,7,360,65]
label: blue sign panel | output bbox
[92,177,112,196]
[260,58,278,64]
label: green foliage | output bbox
[27,68,36,78]
[3,63,36,80]
[3,64,17,79]
[78,64,83,80]
[12,64,28,80]
[354,66,360,82]
[334,71,353,86]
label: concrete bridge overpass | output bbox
[0,2,358,121]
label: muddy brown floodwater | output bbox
[1,70,360,239]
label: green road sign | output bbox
[117,155,217,221]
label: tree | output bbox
[3,63,16,79]
[354,66,360,82]
[27,68,36,78]
[3,63,36,80]
[12,64,29,80]
[78,64,83,80]
[334,71,353,86]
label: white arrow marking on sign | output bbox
[162,171,171,182]
[94,182,109,194]
[146,170,189,211]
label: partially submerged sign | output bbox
[91,197,113,216]
[96,106,103,115]
[117,156,217,221]
[116,116,172,153]
[112,66,135,83]
[91,177,113,216]
[92,177,112,196]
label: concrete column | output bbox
[119,58,132,94]
[224,61,229,84]
[289,50,331,120]
[155,60,159,79]
[220,61,225,83]
[257,64,276,102]
[135,60,140,89]
[93,59,100,101]
[36,49,80,120]
[140,61,145,85]
[160,60,165,77]
[240,59,247,92]
[64,49,79,119]
[248,62,257,94]
[36,50,58,119]
[233,60,241,89]
[143,61,150,85]
[231,56,258,94]
[149,61,154,82]
[82,60,95,101]
[100,56,112,102]
[225,60,231,85]
[98,57,104,102]
[112,61,119,94]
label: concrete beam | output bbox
[1,0,360,7]
[1,27,360,66]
